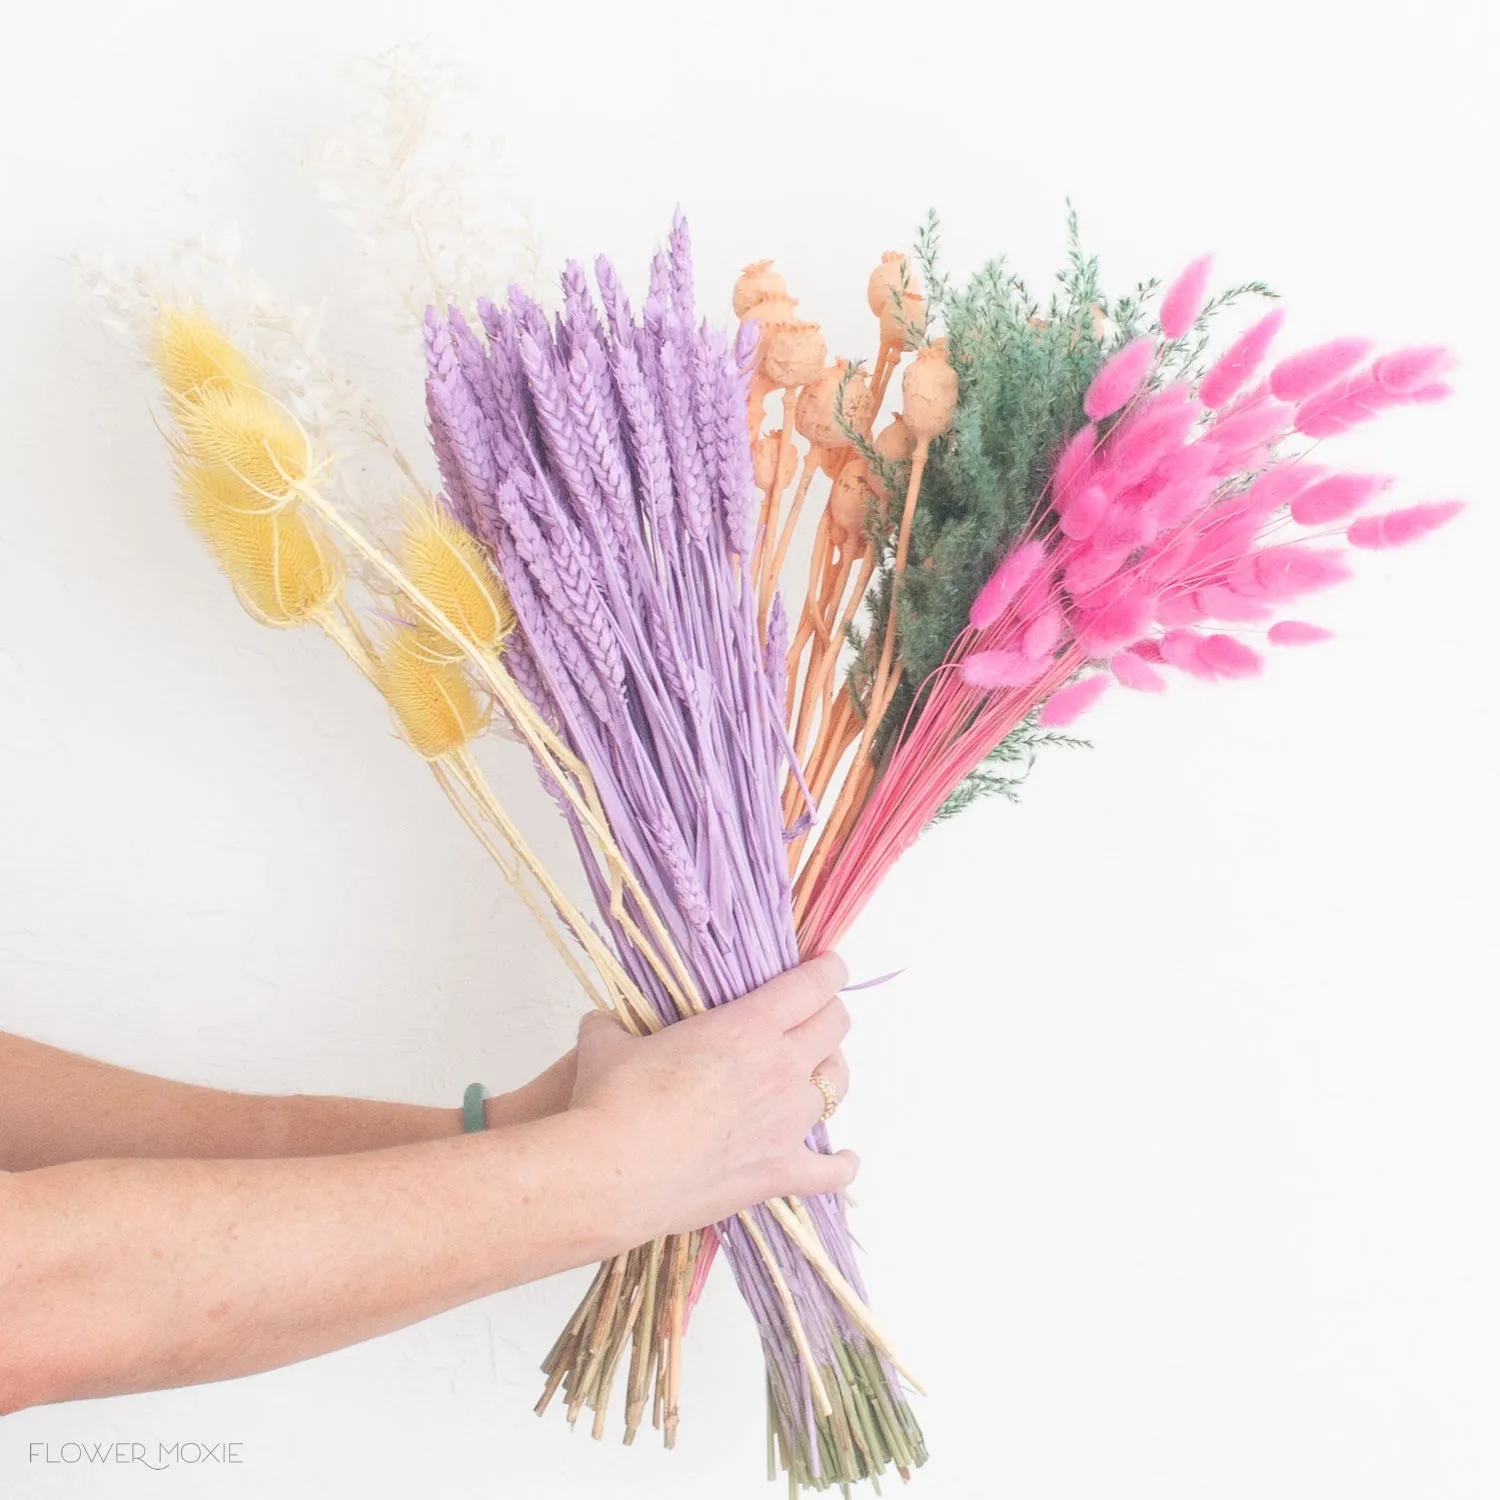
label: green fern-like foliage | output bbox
[850,207,1112,752]
[933,711,1090,821]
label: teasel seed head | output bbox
[175,461,344,627]
[173,382,311,502]
[397,503,516,654]
[150,307,257,403]
[376,627,490,759]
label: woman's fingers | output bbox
[813,1049,848,1105]
[786,993,850,1064]
[786,1146,860,1199]
[745,953,849,1032]
[800,1049,848,1131]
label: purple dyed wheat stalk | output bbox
[424,212,924,1487]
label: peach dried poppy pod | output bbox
[866,251,921,318]
[901,339,959,441]
[753,430,798,492]
[868,413,915,503]
[879,288,927,350]
[761,320,827,390]
[733,260,788,318]
[829,457,876,542]
[740,291,800,334]
[796,361,874,450]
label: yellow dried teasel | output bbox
[377,623,491,759]
[153,307,339,630]
[175,460,344,627]
[149,307,257,402]
[171,382,312,503]
[396,501,516,655]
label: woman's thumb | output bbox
[576,1008,631,1051]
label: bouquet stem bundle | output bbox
[423,215,924,1487]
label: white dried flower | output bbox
[307,39,545,323]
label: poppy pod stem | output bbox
[793,430,932,912]
[787,539,866,800]
[868,338,902,410]
[762,444,826,626]
[783,513,828,692]
[746,369,776,436]
[752,414,797,610]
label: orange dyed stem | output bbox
[762,449,821,630]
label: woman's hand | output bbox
[566,953,856,1240]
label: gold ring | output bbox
[810,1068,839,1123]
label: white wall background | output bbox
[2,1,1497,1496]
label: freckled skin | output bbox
[0,957,854,1413]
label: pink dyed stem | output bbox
[801,644,1086,948]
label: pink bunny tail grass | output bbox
[1200,633,1263,678]
[1058,482,1110,541]
[1199,307,1286,409]
[960,648,1052,689]
[1238,544,1354,601]
[1268,620,1334,646]
[1076,589,1157,657]
[1105,385,1199,485]
[1293,372,1403,439]
[1193,585,1272,623]
[1269,337,1374,402]
[1051,422,1097,502]
[1063,542,1133,596]
[1347,500,1465,550]
[1246,460,1329,512]
[1289,472,1394,526]
[969,538,1050,629]
[1111,650,1167,691]
[1207,398,1293,470]
[1159,255,1214,340]
[1084,337,1156,421]
[1021,606,1066,659]
[1156,592,1209,628]
[1373,345,1454,394]
[1158,629,1219,680]
[1406,381,1454,405]
[1040,672,1111,726]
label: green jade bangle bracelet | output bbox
[461,1082,488,1133]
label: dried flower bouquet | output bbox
[134,201,1462,1492]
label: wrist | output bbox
[480,1089,523,1131]
[548,1104,657,1258]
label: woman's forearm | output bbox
[0,1030,577,1170]
[0,1106,636,1414]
